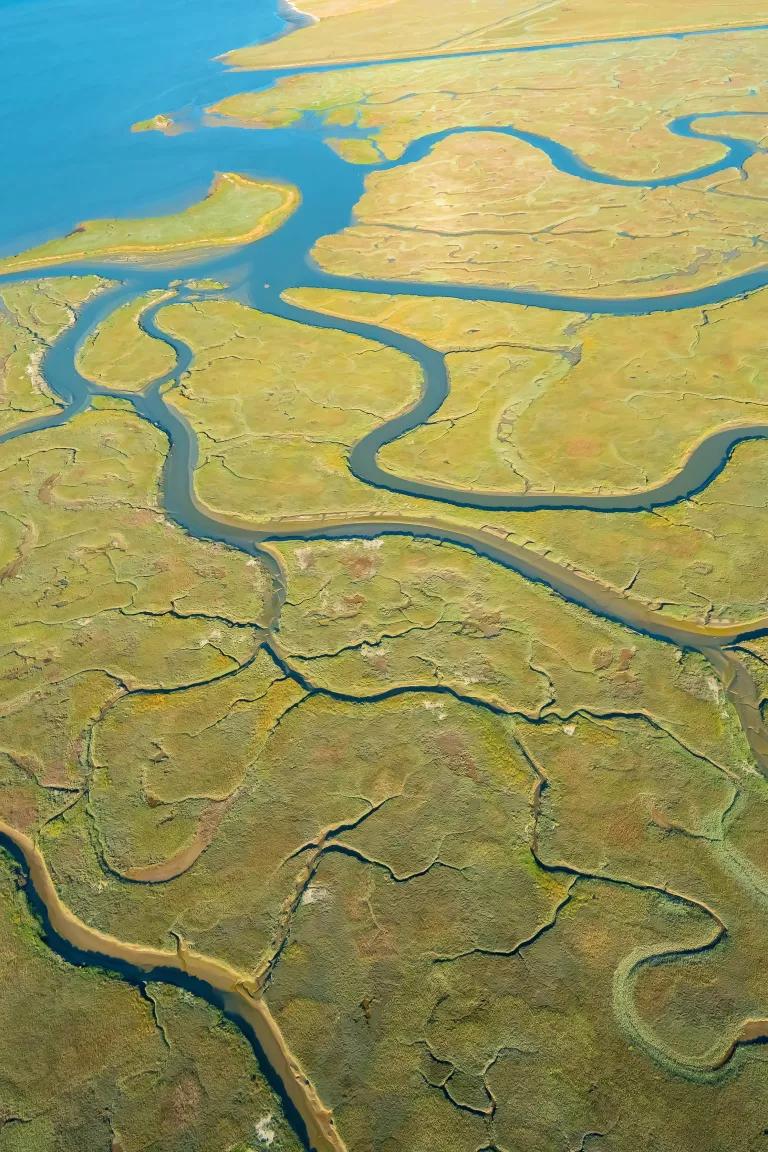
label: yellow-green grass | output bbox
[0,276,109,434]
[309,133,768,296]
[287,287,768,498]
[0,850,299,1152]
[0,406,273,813]
[76,291,176,391]
[272,534,749,767]
[211,31,766,181]
[156,294,768,627]
[0,173,300,274]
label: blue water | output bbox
[395,111,768,189]
[2,0,766,267]
[252,21,768,75]
[2,2,768,625]
[3,6,768,1121]
[0,0,284,255]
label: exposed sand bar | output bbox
[0,818,347,1152]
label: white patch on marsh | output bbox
[563,723,576,736]
[361,643,386,660]
[25,348,45,391]
[706,676,722,702]
[255,1114,276,1147]
[293,545,314,570]
[302,884,330,906]
[198,629,222,648]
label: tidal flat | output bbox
[2,0,768,1149]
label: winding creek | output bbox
[3,8,768,1148]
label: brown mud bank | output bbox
[0,818,346,1152]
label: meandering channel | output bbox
[0,819,346,1152]
[2,14,768,1142]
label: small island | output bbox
[0,173,300,273]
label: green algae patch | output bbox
[76,290,176,391]
[0,173,300,274]
[0,275,111,434]
[0,850,300,1152]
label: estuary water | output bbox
[2,1,768,680]
[0,0,284,255]
[3,1,768,662]
[3,7,768,1139]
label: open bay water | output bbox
[0,0,285,255]
[2,0,767,275]
[2,0,767,317]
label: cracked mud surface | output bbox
[2,2,768,1150]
